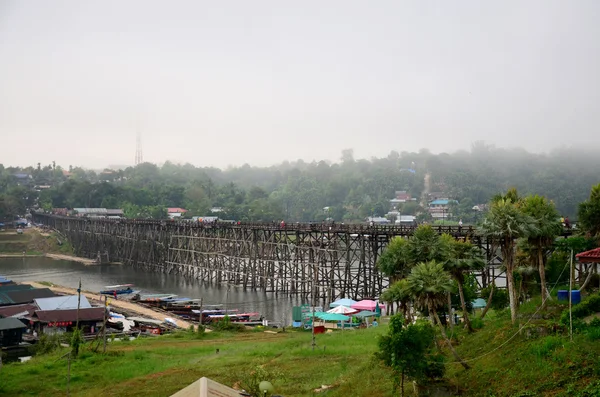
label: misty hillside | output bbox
[1,145,598,222]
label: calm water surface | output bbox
[0,257,303,321]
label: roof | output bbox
[0,284,34,292]
[73,208,108,214]
[35,307,105,323]
[576,247,600,263]
[0,288,55,305]
[0,317,27,331]
[167,207,187,213]
[430,199,450,205]
[35,295,92,311]
[0,304,37,318]
[105,209,124,215]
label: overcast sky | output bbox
[1,1,599,169]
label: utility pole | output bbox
[76,278,82,330]
[103,295,108,353]
[569,250,574,342]
[199,298,203,326]
[311,262,317,351]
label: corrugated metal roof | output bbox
[0,284,34,293]
[1,288,55,305]
[0,317,26,330]
[0,304,37,318]
[35,295,92,311]
[35,307,105,323]
[576,247,600,263]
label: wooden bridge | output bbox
[33,214,520,303]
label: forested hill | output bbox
[1,144,598,222]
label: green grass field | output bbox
[0,327,394,397]
[3,296,600,396]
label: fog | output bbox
[1,1,599,169]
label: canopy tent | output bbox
[354,310,378,318]
[304,312,327,318]
[319,313,350,322]
[472,298,487,309]
[303,312,349,321]
[326,305,358,315]
[330,298,357,308]
[351,300,385,312]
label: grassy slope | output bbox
[3,298,600,396]
[0,327,394,397]
[0,229,73,255]
[446,298,600,397]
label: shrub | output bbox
[481,285,509,310]
[238,365,284,397]
[559,293,600,328]
[213,315,245,332]
[30,333,62,355]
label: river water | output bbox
[0,257,304,322]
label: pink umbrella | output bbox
[351,300,385,312]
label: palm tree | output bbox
[442,235,485,332]
[479,196,537,325]
[520,195,562,308]
[403,261,470,370]
[380,279,412,322]
[376,237,411,283]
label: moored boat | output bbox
[100,284,135,295]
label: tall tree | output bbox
[578,183,600,239]
[441,235,485,332]
[402,261,470,370]
[479,195,538,324]
[376,315,444,396]
[520,195,562,308]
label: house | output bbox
[395,215,417,225]
[34,307,105,334]
[389,191,417,210]
[34,295,92,311]
[366,216,390,225]
[0,304,37,319]
[0,317,27,347]
[0,288,56,306]
[168,208,188,219]
[73,208,123,218]
[428,199,457,219]
[210,207,224,213]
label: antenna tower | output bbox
[135,131,143,165]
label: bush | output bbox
[30,333,62,355]
[470,317,484,330]
[213,315,245,332]
[559,293,600,327]
[238,365,284,397]
[481,285,509,310]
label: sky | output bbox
[1,1,599,170]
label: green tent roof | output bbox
[354,310,378,318]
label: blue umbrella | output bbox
[472,298,486,309]
[330,298,357,308]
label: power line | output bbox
[444,259,571,365]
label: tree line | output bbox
[1,144,600,222]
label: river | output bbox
[0,257,303,322]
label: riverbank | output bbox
[0,228,97,265]
[28,281,197,330]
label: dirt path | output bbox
[28,282,197,330]
[44,253,97,265]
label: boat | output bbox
[204,312,261,323]
[100,284,135,295]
